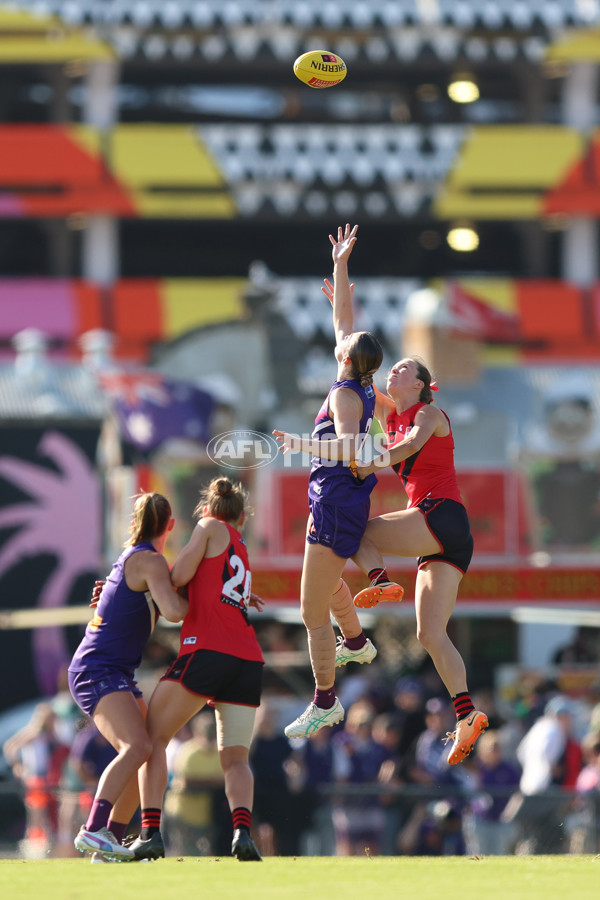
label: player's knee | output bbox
[302,605,331,629]
[416,623,441,653]
[127,733,153,766]
[223,757,249,776]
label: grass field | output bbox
[0,855,597,900]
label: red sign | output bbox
[270,469,512,557]
[251,564,600,605]
[255,470,599,606]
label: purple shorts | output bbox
[68,667,143,718]
[307,496,371,559]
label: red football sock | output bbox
[452,692,475,722]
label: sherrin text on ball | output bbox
[293,50,347,89]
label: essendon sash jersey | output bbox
[179,521,263,663]
[386,401,464,508]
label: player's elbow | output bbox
[170,567,189,588]
[162,601,187,623]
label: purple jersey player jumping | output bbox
[68,492,188,861]
[273,224,399,740]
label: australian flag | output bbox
[98,371,216,453]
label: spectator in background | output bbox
[552,626,598,665]
[512,675,560,731]
[371,712,406,855]
[331,699,387,855]
[591,697,600,736]
[405,697,454,786]
[398,799,466,857]
[250,699,300,856]
[462,730,520,856]
[392,676,427,758]
[517,695,582,794]
[567,731,600,853]
[470,688,506,732]
[293,725,336,856]
[165,722,193,788]
[575,732,600,793]
[56,720,117,859]
[3,702,70,858]
[52,668,86,748]
[505,695,582,853]
[401,697,471,851]
[162,713,224,856]
[372,711,405,770]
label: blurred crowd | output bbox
[2,638,600,859]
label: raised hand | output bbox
[321,277,355,307]
[329,223,358,265]
[272,429,298,454]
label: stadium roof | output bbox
[1,1,597,64]
[4,0,595,31]
[3,122,598,222]
[0,329,108,419]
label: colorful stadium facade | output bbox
[0,275,598,362]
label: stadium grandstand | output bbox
[0,0,599,765]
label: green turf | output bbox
[0,855,597,900]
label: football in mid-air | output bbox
[293,50,347,89]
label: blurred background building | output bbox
[1,0,600,856]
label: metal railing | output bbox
[0,778,597,857]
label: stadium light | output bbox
[447,74,479,104]
[447,223,479,252]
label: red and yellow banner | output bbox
[251,564,600,605]
[270,471,515,558]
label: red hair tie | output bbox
[430,381,439,391]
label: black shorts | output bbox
[417,497,473,574]
[161,649,263,707]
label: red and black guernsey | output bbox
[179,521,263,664]
[386,401,464,508]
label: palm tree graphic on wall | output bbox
[0,431,101,694]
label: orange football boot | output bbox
[444,710,489,765]
[353,581,404,609]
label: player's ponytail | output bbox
[194,476,248,524]
[414,358,437,404]
[126,492,172,547]
[347,331,383,387]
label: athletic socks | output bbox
[232,807,252,833]
[86,799,113,832]
[314,686,336,709]
[140,808,162,839]
[452,691,475,721]
[107,820,127,844]
[344,633,367,650]
[368,567,390,586]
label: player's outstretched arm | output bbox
[329,223,358,346]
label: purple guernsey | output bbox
[308,378,377,506]
[69,542,159,677]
